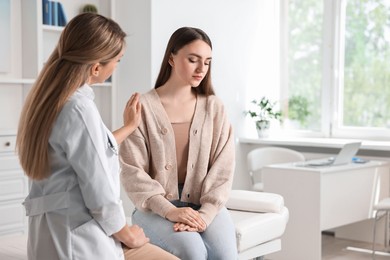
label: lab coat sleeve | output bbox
[62,101,126,236]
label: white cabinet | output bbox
[0,136,28,235]
[0,0,117,236]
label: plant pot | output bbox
[256,120,270,138]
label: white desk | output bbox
[262,160,389,260]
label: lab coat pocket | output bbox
[106,133,120,181]
[106,133,118,156]
[71,218,123,260]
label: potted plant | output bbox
[244,97,282,138]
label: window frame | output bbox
[281,0,390,141]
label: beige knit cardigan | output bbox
[119,89,235,226]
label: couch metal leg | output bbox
[372,210,379,259]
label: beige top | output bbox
[120,89,235,226]
[171,122,191,185]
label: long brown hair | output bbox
[154,27,215,96]
[16,13,126,180]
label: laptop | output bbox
[303,142,362,167]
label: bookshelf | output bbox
[18,0,117,129]
[0,0,117,237]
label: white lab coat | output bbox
[23,84,126,260]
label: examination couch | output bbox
[227,189,289,260]
[0,190,288,260]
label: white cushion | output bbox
[226,190,284,213]
[229,207,289,252]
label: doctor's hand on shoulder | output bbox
[113,224,149,249]
[113,92,142,145]
[123,93,142,131]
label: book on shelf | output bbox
[57,2,67,27]
[42,0,51,25]
[51,0,58,26]
[42,0,67,27]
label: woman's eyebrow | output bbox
[188,53,212,60]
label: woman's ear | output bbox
[91,63,100,77]
[168,54,174,67]
[86,63,101,85]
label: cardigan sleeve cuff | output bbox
[146,194,176,218]
[198,202,220,226]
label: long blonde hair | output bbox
[17,13,126,180]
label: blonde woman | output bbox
[120,27,237,259]
[17,13,177,260]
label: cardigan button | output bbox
[165,164,172,170]
[166,193,173,200]
[161,128,168,135]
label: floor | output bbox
[322,233,390,260]
[1,233,390,259]
[0,234,27,260]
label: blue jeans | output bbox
[132,205,237,260]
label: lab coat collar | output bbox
[77,84,95,100]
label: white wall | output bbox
[115,0,153,128]
[5,0,22,78]
[116,0,280,198]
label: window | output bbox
[282,0,323,132]
[281,0,390,140]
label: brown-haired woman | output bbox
[17,13,178,260]
[120,27,237,259]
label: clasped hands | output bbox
[166,207,206,232]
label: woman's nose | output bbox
[196,63,206,72]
